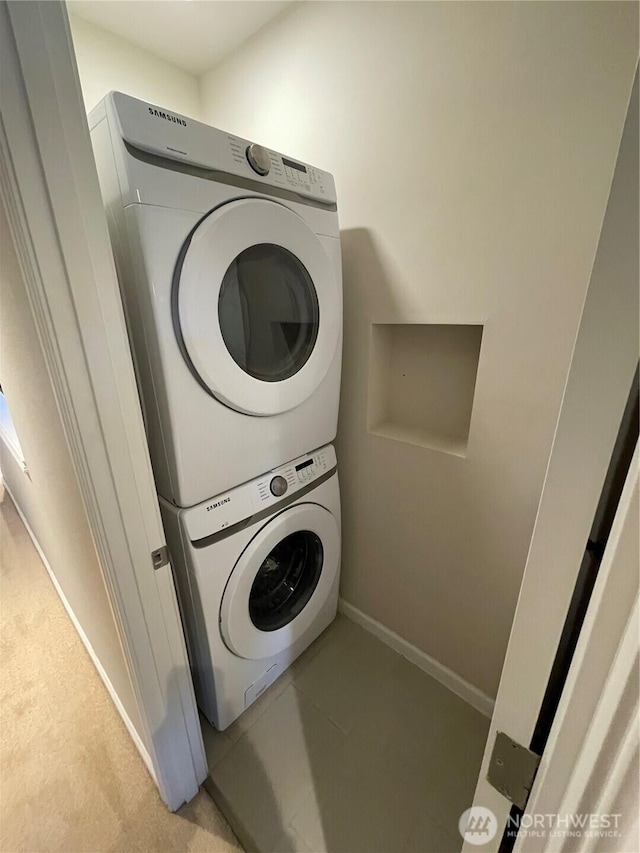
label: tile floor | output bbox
[201,615,489,853]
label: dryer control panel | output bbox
[182,445,337,542]
[107,91,337,205]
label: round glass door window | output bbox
[248,530,323,631]
[218,244,320,382]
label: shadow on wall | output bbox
[335,228,406,642]
[336,226,415,449]
[339,228,418,321]
[337,226,485,452]
[333,227,521,701]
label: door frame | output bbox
[516,445,638,852]
[464,66,638,851]
[1,0,206,810]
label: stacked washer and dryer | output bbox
[90,92,342,731]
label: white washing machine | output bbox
[160,444,340,731]
[89,92,342,507]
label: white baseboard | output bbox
[3,482,157,784]
[338,598,495,718]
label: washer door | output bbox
[175,198,340,416]
[220,503,340,660]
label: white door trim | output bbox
[516,446,638,851]
[1,0,206,810]
[464,66,638,852]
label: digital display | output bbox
[282,157,307,173]
[295,459,314,471]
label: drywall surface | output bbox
[199,1,637,698]
[69,13,200,118]
[0,203,144,743]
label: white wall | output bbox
[199,1,638,697]
[68,13,200,118]
[0,202,145,748]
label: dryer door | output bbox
[220,503,340,660]
[175,198,340,416]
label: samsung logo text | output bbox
[206,497,231,512]
[148,107,187,126]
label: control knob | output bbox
[246,143,270,176]
[270,475,288,497]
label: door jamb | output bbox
[515,445,639,852]
[1,0,206,810]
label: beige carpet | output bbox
[0,487,242,853]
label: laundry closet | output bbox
[61,3,638,851]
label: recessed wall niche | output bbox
[367,323,483,456]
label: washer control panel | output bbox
[182,445,337,542]
[259,445,333,495]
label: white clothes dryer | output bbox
[160,445,340,731]
[89,92,342,507]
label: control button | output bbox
[246,144,270,176]
[270,475,288,497]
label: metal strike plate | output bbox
[151,545,170,570]
[487,731,541,811]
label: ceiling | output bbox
[67,1,293,76]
